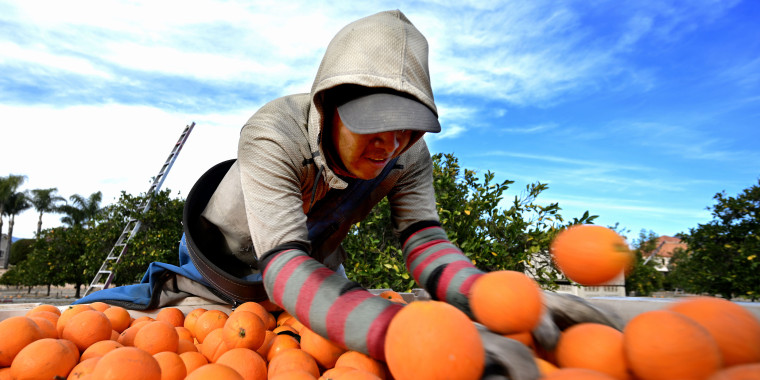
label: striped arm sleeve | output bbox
[261,248,403,361]
[403,224,484,317]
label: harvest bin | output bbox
[1,289,759,322]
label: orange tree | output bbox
[342,153,598,291]
[669,180,760,300]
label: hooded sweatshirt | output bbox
[201,10,483,359]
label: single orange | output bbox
[25,304,61,317]
[0,316,44,366]
[377,290,407,304]
[270,370,318,380]
[223,310,266,350]
[180,351,209,375]
[267,348,320,379]
[80,339,124,361]
[91,346,161,380]
[556,323,630,380]
[470,270,543,334]
[300,326,347,369]
[320,367,381,380]
[541,368,618,379]
[185,363,244,380]
[67,356,101,379]
[184,308,208,337]
[134,320,180,354]
[334,350,385,379]
[103,306,132,333]
[624,310,721,380]
[130,315,155,327]
[117,320,151,346]
[668,296,760,366]
[256,330,277,358]
[266,334,301,362]
[156,307,185,328]
[385,300,484,380]
[154,351,187,380]
[200,327,230,362]
[707,363,760,380]
[215,347,267,380]
[194,310,229,343]
[550,225,632,285]
[9,338,79,380]
[62,309,113,352]
[56,304,94,337]
[178,338,199,354]
[176,326,194,342]
[28,315,58,339]
[88,302,111,312]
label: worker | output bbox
[78,10,620,379]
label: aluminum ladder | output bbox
[83,122,195,297]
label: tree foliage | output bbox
[624,231,665,296]
[343,153,598,291]
[670,179,760,300]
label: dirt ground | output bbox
[0,284,81,306]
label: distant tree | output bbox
[625,231,665,296]
[0,174,26,268]
[2,191,31,269]
[58,192,103,227]
[342,153,598,291]
[29,188,65,237]
[9,238,34,265]
[670,179,760,300]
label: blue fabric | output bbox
[74,234,209,306]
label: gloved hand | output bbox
[476,323,541,380]
[531,291,624,351]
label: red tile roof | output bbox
[652,236,688,258]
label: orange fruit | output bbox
[26,304,61,317]
[9,338,79,380]
[156,307,186,328]
[624,310,721,380]
[28,315,59,339]
[185,363,244,380]
[504,331,535,350]
[216,347,267,380]
[267,334,301,362]
[130,315,154,326]
[378,290,407,304]
[92,346,162,380]
[233,302,271,325]
[300,327,347,369]
[541,368,618,379]
[88,302,111,312]
[81,339,125,361]
[62,310,113,352]
[26,309,60,326]
[550,225,632,285]
[256,330,277,358]
[223,311,266,350]
[276,311,294,327]
[180,351,209,375]
[201,327,230,362]
[57,304,94,337]
[195,310,229,343]
[68,356,101,379]
[176,326,194,342]
[134,321,180,354]
[707,363,760,380]
[270,370,318,379]
[267,348,320,379]
[667,296,760,367]
[535,357,559,375]
[334,350,385,379]
[117,320,150,346]
[184,308,208,336]
[178,338,199,354]
[385,300,484,380]
[274,325,299,335]
[154,351,187,380]
[320,367,381,380]
[0,316,44,366]
[103,306,132,333]
[470,270,543,334]
[556,323,630,380]
[259,300,283,312]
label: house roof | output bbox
[652,236,688,258]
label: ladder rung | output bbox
[98,270,112,276]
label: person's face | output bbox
[331,110,414,180]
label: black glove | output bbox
[532,291,624,351]
[477,323,541,380]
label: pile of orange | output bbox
[0,293,411,380]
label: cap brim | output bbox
[336,92,441,134]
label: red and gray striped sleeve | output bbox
[261,248,403,361]
[402,222,484,316]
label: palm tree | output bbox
[2,191,31,269]
[0,174,26,267]
[29,188,65,237]
[58,191,103,227]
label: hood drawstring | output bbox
[304,151,324,214]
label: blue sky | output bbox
[1,0,758,243]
